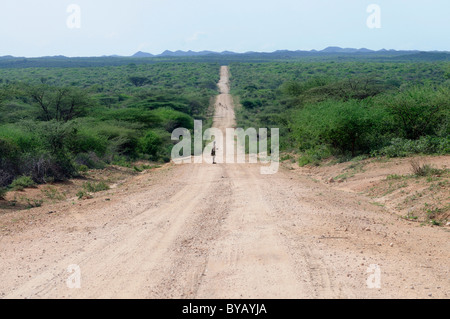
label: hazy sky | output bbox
[0,0,449,57]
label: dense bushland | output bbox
[230,61,450,165]
[0,62,220,191]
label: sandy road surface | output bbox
[0,66,449,299]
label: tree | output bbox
[139,130,162,159]
[290,99,386,157]
[129,76,150,87]
[383,85,450,140]
[27,84,90,122]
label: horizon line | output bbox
[2,47,450,59]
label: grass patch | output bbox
[41,186,66,201]
[410,159,447,177]
[370,201,385,207]
[425,205,449,225]
[82,181,110,193]
[24,197,43,209]
[383,180,408,196]
[133,164,161,172]
[133,166,144,172]
[404,211,419,220]
[386,174,403,180]
[334,173,349,181]
[281,154,294,161]
[428,180,449,191]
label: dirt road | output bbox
[0,66,448,299]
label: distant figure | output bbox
[211,141,217,164]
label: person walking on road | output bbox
[211,141,217,164]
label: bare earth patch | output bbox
[286,155,450,226]
[0,163,165,236]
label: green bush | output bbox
[0,138,20,187]
[76,190,89,199]
[37,120,76,155]
[230,61,450,165]
[77,164,89,172]
[0,62,218,186]
[241,99,263,109]
[382,85,449,140]
[111,156,131,167]
[409,159,445,177]
[74,152,105,169]
[290,99,388,157]
[297,145,333,167]
[152,107,194,132]
[10,175,35,191]
[376,136,450,158]
[66,129,108,156]
[139,130,163,158]
[0,137,20,160]
[82,181,109,193]
[0,124,38,153]
[299,77,389,102]
[437,137,450,154]
[108,134,140,159]
[100,108,161,128]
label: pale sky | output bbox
[0,0,449,57]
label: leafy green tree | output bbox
[139,131,163,159]
[290,100,388,156]
[129,76,150,87]
[0,138,20,187]
[27,84,90,122]
[383,85,450,140]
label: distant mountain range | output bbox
[130,47,380,58]
[125,47,448,58]
[0,47,448,68]
[131,50,239,58]
[3,47,448,60]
